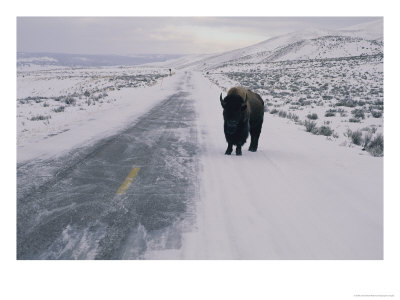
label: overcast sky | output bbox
[17,17,379,55]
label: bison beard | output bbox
[220,87,264,156]
[224,119,249,155]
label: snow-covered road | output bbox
[17,71,198,259]
[17,70,383,259]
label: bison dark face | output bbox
[220,92,249,155]
[220,93,247,135]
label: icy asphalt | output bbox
[17,72,198,259]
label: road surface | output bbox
[17,72,198,259]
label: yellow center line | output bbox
[116,167,140,195]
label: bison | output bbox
[220,86,264,155]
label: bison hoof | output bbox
[225,151,232,155]
[236,149,242,156]
[248,144,258,152]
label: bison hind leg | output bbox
[249,121,263,152]
[248,139,258,152]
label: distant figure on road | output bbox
[169,68,172,76]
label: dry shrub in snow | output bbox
[304,120,317,133]
[351,108,365,119]
[346,129,383,157]
[325,109,336,117]
[307,113,318,120]
[350,130,363,145]
[270,108,279,114]
[363,132,372,149]
[371,110,382,118]
[30,115,51,121]
[278,110,287,118]
[349,118,360,123]
[64,97,76,105]
[287,112,299,122]
[318,125,333,136]
[53,106,65,113]
[365,134,384,157]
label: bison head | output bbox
[220,92,248,135]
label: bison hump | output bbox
[227,86,247,101]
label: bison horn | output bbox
[220,93,225,108]
[240,93,248,111]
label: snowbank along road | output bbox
[17,71,383,259]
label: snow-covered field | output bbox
[205,53,383,155]
[17,65,176,161]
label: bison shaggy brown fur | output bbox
[220,86,264,155]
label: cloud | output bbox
[17,17,379,55]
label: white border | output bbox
[2,1,399,300]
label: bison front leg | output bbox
[236,145,242,156]
[225,143,233,155]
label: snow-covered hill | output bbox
[158,19,383,70]
[338,19,383,41]
[17,52,184,68]
[142,53,213,69]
